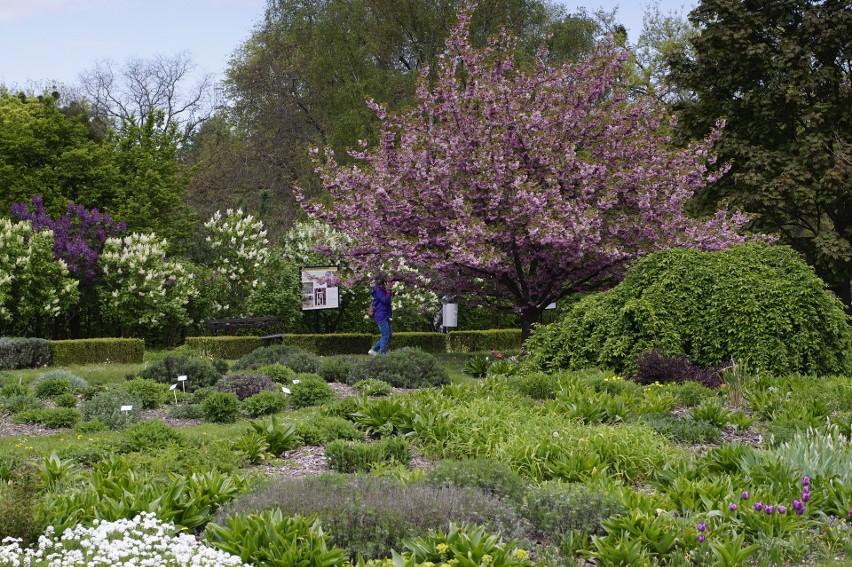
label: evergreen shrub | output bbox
[0,338,51,370]
[524,244,852,376]
[81,388,144,430]
[216,373,278,401]
[202,392,242,423]
[122,378,168,409]
[346,348,449,388]
[242,391,289,417]
[137,355,223,393]
[318,356,355,383]
[232,344,319,373]
[32,370,88,395]
[294,416,363,445]
[49,338,144,365]
[289,374,335,409]
[448,330,522,353]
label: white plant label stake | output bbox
[177,375,187,393]
[170,383,179,403]
[120,405,133,426]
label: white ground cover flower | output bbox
[0,513,249,567]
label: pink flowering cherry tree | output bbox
[302,9,748,339]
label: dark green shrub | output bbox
[283,351,322,374]
[353,378,392,397]
[325,437,410,473]
[282,334,373,355]
[137,355,223,393]
[524,481,624,539]
[294,416,363,446]
[0,337,51,370]
[215,474,529,560]
[15,408,81,429]
[243,391,289,417]
[422,459,528,504]
[256,364,297,383]
[1,382,27,398]
[319,356,355,383]
[169,404,205,420]
[448,330,522,353]
[637,414,722,444]
[216,373,278,401]
[81,388,144,430]
[346,348,449,388]
[321,397,360,419]
[119,419,185,453]
[233,344,317,372]
[4,395,44,414]
[202,392,242,423]
[289,374,335,409]
[32,370,88,396]
[53,393,79,408]
[122,378,168,409]
[49,338,144,365]
[189,386,218,404]
[525,244,852,376]
[391,332,447,353]
[517,372,556,400]
[183,336,263,359]
[668,381,714,408]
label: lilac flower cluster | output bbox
[12,196,126,293]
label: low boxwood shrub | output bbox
[255,364,297,383]
[14,407,81,429]
[524,481,624,539]
[325,437,410,473]
[53,393,79,408]
[202,392,242,423]
[289,374,335,409]
[346,348,449,388]
[0,338,51,370]
[50,338,144,365]
[524,244,852,376]
[119,419,185,453]
[390,332,447,353]
[294,416,363,445]
[214,474,529,560]
[137,355,223,393]
[242,391,289,418]
[122,378,168,409]
[320,397,360,420]
[183,336,263,360]
[81,388,144,430]
[448,330,522,354]
[422,459,528,504]
[216,373,278,401]
[318,356,355,383]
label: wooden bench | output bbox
[205,316,284,342]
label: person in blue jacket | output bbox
[368,273,392,355]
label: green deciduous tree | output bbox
[668,0,852,304]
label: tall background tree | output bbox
[305,10,749,339]
[668,0,852,303]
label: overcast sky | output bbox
[0,0,695,90]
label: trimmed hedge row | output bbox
[51,339,145,365]
[448,330,523,353]
[282,334,374,355]
[387,332,446,353]
[184,336,264,360]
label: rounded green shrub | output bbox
[202,392,242,423]
[81,388,144,430]
[525,244,852,376]
[122,379,168,409]
[347,348,450,388]
[319,356,355,383]
[242,391,289,417]
[353,378,392,397]
[137,355,223,393]
[216,373,278,401]
[289,374,335,409]
[31,370,88,396]
[294,416,363,445]
[255,364,297,383]
[53,393,79,409]
[233,344,319,373]
[119,419,186,453]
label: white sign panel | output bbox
[301,266,340,311]
[442,303,458,328]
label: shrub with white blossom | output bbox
[205,209,269,316]
[0,512,248,567]
[0,219,78,335]
[99,232,197,335]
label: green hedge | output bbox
[50,339,144,366]
[390,332,447,353]
[448,329,523,353]
[184,336,264,360]
[282,334,374,355]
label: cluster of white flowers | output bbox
[0,513,248,566]
[204,209,270,314]
[279,218,350,265]
[0,219,78,323]
[100,232,198,328]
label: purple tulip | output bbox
[765,505,774,515]
[801,475,810,485]
[777,505,787,514]
[698,535,705,543]
[697,522,707,532]
[741,491,750,500]
[754,501,764,511]
[729,503,738,511]
[801,491,810,502]
[792,499,804,513]
[848,509,852,518]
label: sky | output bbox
[0,0,696,90]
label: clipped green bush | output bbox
[122,379,168,409]
[318,356,356,383]
[242,391,289,418]
[183,336,263,360]
[0,337,51,370]
[289,374,335,409]
[137,355,223,393]
[50,338,144,365]
[202,392,242,423]
[448,330,522,353]
[81,388,144,430]
[346,348,449,388]
[119,419,185,453]
[53,393,79,408]
[525,244,852,376]
[233,344,319,373]
[282,334,373,355]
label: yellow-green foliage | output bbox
[184,336,263,360]
[448,330,522,353]
[525,244,852,376]
[50,339,144,366]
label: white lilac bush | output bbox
[0,219,78,333]
[204,208,270,315]
[0,512,248,566]
[99,232,197,332]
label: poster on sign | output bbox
[301,266,340,310]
